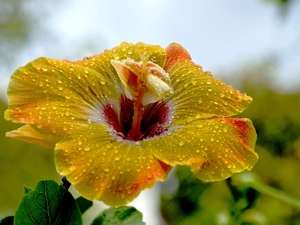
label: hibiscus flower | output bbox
[5,42,258,206]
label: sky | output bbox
[1,0,300,98]
[1,0,300,223]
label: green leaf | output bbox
[0,216,14,225]
[23,186,32,194]
[14,180,82,225]
[91,206,145,225]
[76,196,93,214]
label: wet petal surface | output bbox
[141,118,258,181]
[5,57,120,139]
[164,44,252,125]
[55,124,171,206]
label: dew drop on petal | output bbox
[84,147,90,151]
[69,166,76,172]
[147,173,153,179]
[114,157,120,161]
[198,98,202,104]
[113,54,120,60]
[179,141,184,146]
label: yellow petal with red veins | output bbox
[166,59,252,124]
[141,118,258,182]
[5,57,120,144]
[54,124,171,206]
[164,43,192,72]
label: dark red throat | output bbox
[103,95,170,141]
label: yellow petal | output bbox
[6,124,60,148]
[166,60,252,124]
[5,57,120,138]
[141,118,258,182]
[54,124,171,206]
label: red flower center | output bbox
[103,95,171,141]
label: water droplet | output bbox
[114,157,120,161]
[147,173,153,179]
[206,80,212,85]
[65,96,70,100]
[69,166,76,172]
[57,79,62,84]
[42,67,48,72]
[104,168,109,172]
[58,86,63,91]
[100,79,106,85]
[84,147,90,151]
[191,80,197,85]
[179,141,184,146]
[196,149,200,153]
[150,55,157,62]
[78,141,82,145]
[77,75,81,79]
[198,98,202,104]
[220,93,225,98]
[37,124,43,128]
